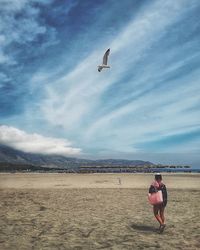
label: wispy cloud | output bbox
[0,0,57,65]
[0,0,60,118]
[40,0,200,155]
[0,125,81,156]
[1,0,200,166]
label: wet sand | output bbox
[0,173,200,249]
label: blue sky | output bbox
[0,0,200,167]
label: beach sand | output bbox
[0,173,200,249]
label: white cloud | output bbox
[0,125,81,156]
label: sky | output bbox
[0,0,200,167]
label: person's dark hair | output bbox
[155,174,162,181]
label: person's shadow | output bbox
[129,223,158,233]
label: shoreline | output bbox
[1,173,200,190]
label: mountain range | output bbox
[0,144,154,170]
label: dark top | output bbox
[149,183,167,207]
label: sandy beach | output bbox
[0,173,200,249]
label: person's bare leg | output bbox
[159,206,166,233]
[160,206,165,224]
[153,205,163,225]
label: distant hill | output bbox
[0,144,154,171]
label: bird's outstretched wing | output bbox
[103,48,110,65]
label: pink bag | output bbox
[148,190,163,205]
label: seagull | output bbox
[98,48,110,72]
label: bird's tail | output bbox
[98,66,102,72]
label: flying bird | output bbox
[98,48,110,72]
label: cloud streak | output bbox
[39,0,200,155]
[1,0,200,166]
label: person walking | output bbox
[149,173,167,233]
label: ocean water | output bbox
[151,167,200,173]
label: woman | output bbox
[149,173,167,233]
